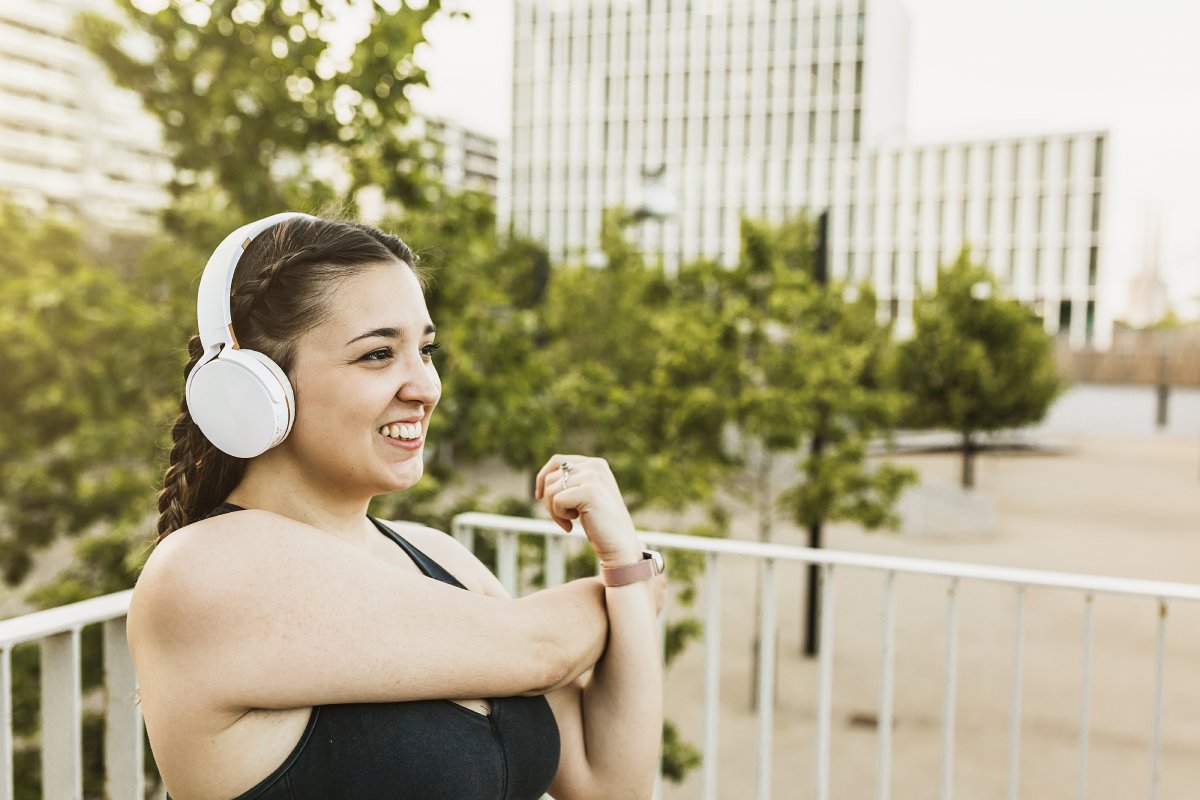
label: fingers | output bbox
[543,482,586,533]
[534,453,587,501]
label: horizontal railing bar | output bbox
[453,513,1200,602]
[0,590,133,647]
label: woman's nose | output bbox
[399,363,440,406]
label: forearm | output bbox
[578,565,663,797]
[520,577,609,692]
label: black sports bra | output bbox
[167,502,560,800]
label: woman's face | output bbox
[283,260,441,497]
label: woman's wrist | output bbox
[598,544,644,569]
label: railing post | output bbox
[104,617,144,799]
[1,646,12,800]
[497,531,519,596]
[41,629,83,800]
[1149,600,1167,800]
[940,578,960,800]
[877,570,896,800]
[755,559,777,800]
[815,564,836,800]
[451,519,475,553]
[1076,594,1095,800]
[701,553,722,800]
[544,535,566,588]
[1007,586,1027,800]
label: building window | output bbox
[1090,191,1101,232]
[1063,139,1074,182]
[1093,135,1105,179]
[1011,143,1021,184]
[1059,300,1072,332]
[1088,245,1098,285]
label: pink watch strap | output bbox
[601,550,664,587]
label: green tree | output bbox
[0,199,174,588]
[700,213,916,671]
[76,0,445,223]
[893,250,1064,488]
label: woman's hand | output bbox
[534,454,642,567]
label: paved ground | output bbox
[651,433,1200,800]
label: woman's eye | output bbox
[362,348,392,362]
[422,342,442,358]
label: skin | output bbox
[224,260,442,547]
[135,258,663,799]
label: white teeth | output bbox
[379,422,421,440]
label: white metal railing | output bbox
[2,514,1199,800]
[451,512,1200,800]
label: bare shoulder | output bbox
[129,511,306,646]
[381,520,508,597]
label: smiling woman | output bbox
[133,212,665,800]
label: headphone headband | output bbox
[195,211,316,361]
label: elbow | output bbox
[532,627,577,694]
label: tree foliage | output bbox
[0,201,176,588]
[76,0,444,223]
[892,250,1064,488]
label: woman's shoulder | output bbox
[130,510,323,641]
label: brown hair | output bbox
[155,215,419,545]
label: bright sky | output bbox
[413,0,1200,319]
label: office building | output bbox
[0,0,172,231]
[853,132,1109,348]
[504,0,1113,349]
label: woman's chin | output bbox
[386,460,425,490]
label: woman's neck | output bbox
[225,458,377,550]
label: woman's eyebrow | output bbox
[344,323,436,347]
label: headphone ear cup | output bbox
[185,348,296,458]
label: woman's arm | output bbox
[536,455,664,800]
[543,568,662,800]
[436,535,665,800]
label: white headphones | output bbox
[185,212,316,458]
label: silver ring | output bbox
[560,460,573,474]
[560,474,569,490]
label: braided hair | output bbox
[155,216,420,545]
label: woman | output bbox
[129,212,665,800]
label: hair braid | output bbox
[155,335,246,544]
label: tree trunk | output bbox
[961,431,975,489]
[802,521,823,657]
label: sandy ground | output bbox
[650,434,1200,800]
